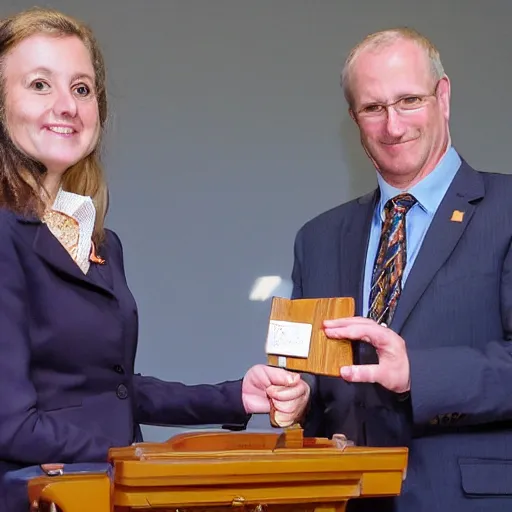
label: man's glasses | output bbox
[355,80,440,121]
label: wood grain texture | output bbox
[266,297,354,377]
[28,429,408,512]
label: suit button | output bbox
[116,384,128,399]
[440,414,451,425]
[113,365,125,374]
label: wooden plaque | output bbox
[266,297,355,377]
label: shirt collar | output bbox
[376,146,462,221]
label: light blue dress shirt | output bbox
[362,147,462,317]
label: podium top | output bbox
[108,429,408,505]
[29,429,408,511]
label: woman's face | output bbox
[3,33,100,176]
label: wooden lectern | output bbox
[28,428,408,512]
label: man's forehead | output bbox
[355,40,429,76]
[350,41,432,100]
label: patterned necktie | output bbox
[368,193,417,326]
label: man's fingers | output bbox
[323,316,374,328]
[324,323,374,343]
[324,323,390,350]
[340,364,380,384]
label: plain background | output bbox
[2,0,511,440]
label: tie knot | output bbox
[385,193,417,215]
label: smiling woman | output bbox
[4,35,101,196]
[0,8,310,512]
[0,7,108,244]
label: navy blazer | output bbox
[0,209,248,505]
[293,160,512,511]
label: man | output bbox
[268,28,512,511]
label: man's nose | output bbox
[384,107,407,138]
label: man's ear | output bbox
[437,76,451,122]
[349,108,357,124]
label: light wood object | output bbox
[266,297,355,427]
[28,428,408,512]
[266,297,354,376]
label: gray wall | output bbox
[2,0,511,440]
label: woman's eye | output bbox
[31,80,50,92]
[74,84,91,97]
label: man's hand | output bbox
[242,364,310,426]
[324,317,410,393]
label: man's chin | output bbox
[377,161,420,182]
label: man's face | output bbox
[348,39,450,187]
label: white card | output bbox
[265,320,313,358]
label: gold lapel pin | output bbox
[450,210,464,223]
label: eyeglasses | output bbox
[355,80,440,121]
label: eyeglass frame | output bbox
[353,79,442,121]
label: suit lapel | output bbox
[390,162,485,333]
[87,250,115,292]
[341,190,378,315]
[17,216,115,297]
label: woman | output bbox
[0,7,309,510]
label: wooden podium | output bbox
[27,428,407,512]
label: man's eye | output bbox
[362,105,383,114]
[401,96,422,106]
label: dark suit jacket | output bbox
[0,208,248,508]
[292,160,512,511]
